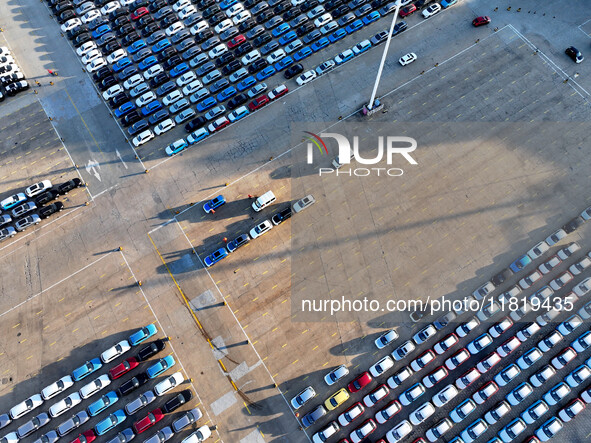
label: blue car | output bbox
[229,106,249,122]
[88,391,119,417]
[362,10,380,25]
[129,324,157,346]
[113,57,132,72]
[204,248,228,267]
[217,86,237,101]
[127,39,147,54]
[114,101,136,118]
[345,19,364,34]
[219,0,238,9]
[256,66,276,81]
[311,37,330,52]
[146,355,175,379]
[293,46,313,61]
[141,100,162,116]
[203,195,226,213]
[138,55,158,71]
[510,254,532,273]
[95,409,126,436]
[274,56,294,71]
[237,76,257,91]
[272,23,291,37]
[92,24,111,39]
[0,193,26,210]
[197,96,217,112]
[72,358,103,381]
[170,62,190,77]
[329,29,347,43]
[440,0,457,8]
[278,31,297,45]
[187,128,209,144]
[152,39,171,53]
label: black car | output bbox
[300,0,319,12]
[215,52,235,67]
[184,12,203,27]
[99,76,117,91]
[392,20,407,35]
[227,93,248,109]
[256,10,273,23]
[296,22,314,36]
[148,109,170,124]
[73,32,92,47]
[271,206,292,225]
[38,202,64,219]
[118,66,139,81]
[4,83,28,97]
[197,0,215,8]
[109,92,130,108]
[128,119,150,136]
[121,111,141,127]
[58,9,76,24]
[227,233,250,251]
[88,16,110,30]
[133,47,153,63]
[137,339,167,361]
[161,14,179,27]
[138,15,156,27]
[202,5,221,19]
[252,2,269,14]
[243,0,258,7]
[248,58,268,73]
[565,46,584,63]
[414,0,432,8]
[563,217,583,233]
[302,29,321,44]
[98,32,117,47]
[222,60,241,75]
[57,178,83,195]
[208,12,226,25]
[171,28,191,44]
[141,22,160,36]
[284,63,303,79]
[283,8,300,20]
[158,46,178,61]
[195,29,214,43]
[35,190,59,206]
[332,4,350,16]
[253,33,272,47]
[337,12,355,26]
[122,32,141,46]
[150,72,170,87]
[273,2,291,14]
[117,24,135,37]
[325,0,343,9]
[196,61,216,76]
[235,42,254,57]
[114,15,132,27]
[238,18,256,32]
[185,116,207,133]
[93,66,113,82]
[176,38,196,52]
[52,2,73,14]
[67,25,89,39]
[491,268,513,287]
[163,55,183,70]
[109,7,129,20]
[182,46,202,61]
[162,390,193,414]
[117,373,149,397]
[103,40,122,54]
[261,41,280,56]
[132,0,149,8]
[149,0,166,12]
[349,0,366,7]
[147,29,167,45]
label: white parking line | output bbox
[118,248,223,442]
[578,18,591,38]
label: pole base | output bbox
[362,99,384,116]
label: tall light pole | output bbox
[365,0,403,112]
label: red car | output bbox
[269,85,288,100]
[131,7,149,20]
[348,372,372,393]
[248,95,270,111]
[109,357,139,380]
[472,16,490,27]
[133,408,164,434]
[228,34,246,49]
[70,430,97,443]
[399,4,416,16]
[208,117,230,132]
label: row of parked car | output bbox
[0,178,84,242]
[0,324,211,442]
[0,46,29,102]
[289,206,591,442]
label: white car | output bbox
[10,394,43,420]
[566,364,591,387]
[551,346,577,369]
[473,281,495,300]
[445,348,470,370]
[154,119,176,135]
[369,356,394,378]
[432,384,458,408]
[25,180,52,198]
[517,322,541,342]
[144,64,164,80]
[485,401,511,425]
[86,58,107,73]
[539,330,564,352]
[191,20,210,35]
[172,407,203,433]
[250,220,273,239]
[79,374,110,399]
[537,308,561,327]
[100,1,121,15]
[132,129,155,147]
[102,84,123,100]
[550,272,574,290]
[409,401,435,426]
[233,10,251,24]
[571,256,591,275]
[426,418,452,442]
[266,49,286,64]
[338,402,364,426]
[422,3,441,17]
[154,372,184,396]
[476,352,501,374]
[101,340,131,363]
[364,385,389,407]
[450,398,476,423]
[314,13,333,27]
[461,418,488,443]
[123,74,143,90]
[312,422,339,443]
[399,53,417,66]
[209,44,228,59]
[349,419,375,443]
[519,270,542,289]
[538,255,561,274]
[423,366,448,388]
[499,418,527,443]
[325,365,349,385]
[507,382,533,406]
[434,333,458,355]
[546,228,567,246]
[241,50,262,65]
[49,393,81,418]
[296,70,317,86]
[497,336,521,358]
[456,368,481,390]
[456,317,480,337]
[398,383,424,406]
[410,350,435,372]
[391,340,415,360]
[214,19,233,33]
[558,398,586,422]
[61,18,82,32]
[530,365,556,388]
[182,79,203,95]
[574,276,591,297]
[489,317,513,338]
[42,375,74,401]
[558,314,583,336]
[477,300,500,320]
[177,72,197,88]
[166,22,186,37]
[375,400,401,425]
[81,10,101,23]
[522,400,549,424]
[413,324,436,345]
[385,420,412,443]
[76,41,97,57]
[290,386,315,410]
[528,240,550,260]
[495,364,521,387]
[535,417,563,442]
[135,91,156,107]
[558,242,581,260]
[375,329,398,349]
[544,382,571,406]
[173,0,191,11]
[107,48,127,64]
[468,333,493,354]
[125,390,156,415]
[473,381,498,405]
[179,5,197,19]
[387,366,413,389]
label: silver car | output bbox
[17,412,50,438]
[0,414,11,430]
[0,214,11,227]
[293,194,315,213]
[57,411,89,437]
[15,214,41,231]
[125,390,156,415]
[12,201,36,218]
[144,426,174,443]
[106,427,135,443]
[32,430,59,443]
[172,407,203,432]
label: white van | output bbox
[252,191,276,212]
[332,147,354,169]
